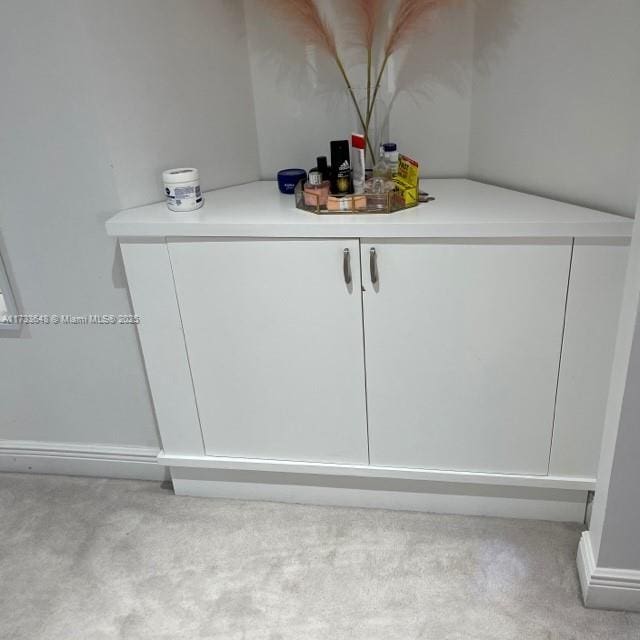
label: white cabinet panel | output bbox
[550,239,629,478]
[361,239,572,475]
[120,240,204,456]
[168,238,368,464]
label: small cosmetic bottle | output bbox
[383,142,399,176]
[304,170,330,208]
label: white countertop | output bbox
[106,179,633,239]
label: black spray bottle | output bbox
[330,140,353,195]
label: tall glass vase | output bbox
[353,91,390,170]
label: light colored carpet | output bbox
[1,473,639,640]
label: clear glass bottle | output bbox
[382,142,399,177]
[372,146,391,180]
[383,142,399,176]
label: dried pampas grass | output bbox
[269,0,373,159]
[269,0,337,59]
[356,0,383,51]
[367,0,453,136]
[267,0,456,164]
[354,0,383,133]
[385,0,452,57]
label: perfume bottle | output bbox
[316,156,330,182]
[304,170,330,207]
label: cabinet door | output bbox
[361,239,572,475]
[168,238,368,464]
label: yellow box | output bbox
[394,154,419,206]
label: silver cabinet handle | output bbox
[343,248,352,285]
[370,247,378,285]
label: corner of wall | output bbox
[239,0,262,182]
[466,0,480,178]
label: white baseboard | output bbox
[171,467,588,522]
[0,440,167,481]
[577,531,640,612]
[159,452,596,491]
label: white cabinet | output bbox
[168,236,575,476]
[168,238,368,464]
[109,180,632,520]
[361,239,572,474]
